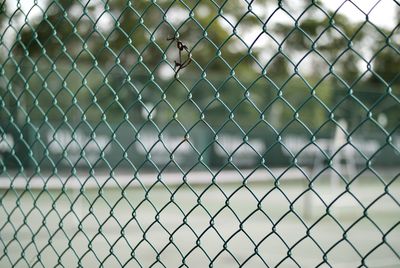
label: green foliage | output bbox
[0,1,6,26]
[2,0,399,131]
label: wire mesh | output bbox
[0,0,399,267]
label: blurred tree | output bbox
[369,11,400,86]
[269,7,397,130]
[8,0,399,130]
[0,1,6,26]
[366,14,400,129]
[10,0,271,126]
[15,0,75,57]
[0,0,6,123]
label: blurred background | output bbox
[1,1,399,267]
[1,0,399,173]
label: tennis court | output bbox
[1,168,399,267]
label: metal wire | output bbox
[0,0,399,267]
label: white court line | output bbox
[0,168,307,190]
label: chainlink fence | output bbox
[1,0,400,267]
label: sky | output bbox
[6,0,399,29]
[3,0,398,63]
[321,0,398,28]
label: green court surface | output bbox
[1,173,399,267]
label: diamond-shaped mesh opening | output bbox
[346,217,384,255]
[367,194,400,230]
[257,232,290,266]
